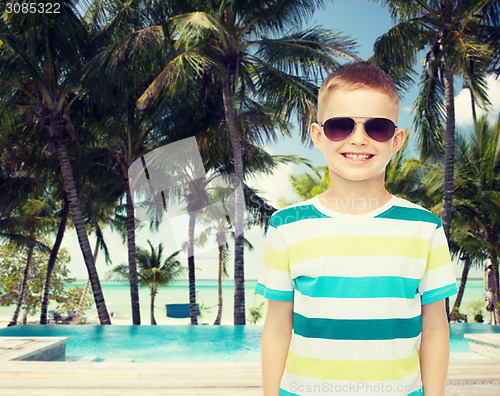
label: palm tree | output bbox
[371,0,499,243]
[424,115,500,319]
[139,1,358,323]
[291,166,330,201]
[0,106,38,225]
[195,194,255,325]
[109,241,183,325]
[80,0,229,323]
[0,0,111,324]
[39,197,69,324]
[0,81,69,326]
[70,210,120,325]
[2,198,56,326]
[184,177,211,325]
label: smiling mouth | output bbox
[342,153,374,160]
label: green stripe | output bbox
[255,283,294,302]
[295,276,420,299]
[293,312,422,340]
[375,206,442,227]
[270,204,329,227]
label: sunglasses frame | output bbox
[319,116,398,142]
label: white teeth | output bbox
[344,153,371,160]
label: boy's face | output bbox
[311,88,405,184]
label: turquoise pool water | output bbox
[0,325,261,362]
[449,322,500,353]
[0,323,498,362]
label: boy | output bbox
[255,62,458,396]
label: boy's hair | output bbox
[318,62,399,121]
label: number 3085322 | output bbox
[5,2,61,14]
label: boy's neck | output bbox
[317,174,392,215]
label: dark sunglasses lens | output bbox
[323,117,355,141]
[365,118,395,141]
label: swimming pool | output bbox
[449,322,500,353]
[0,325,261,362]
[0,323,498,362]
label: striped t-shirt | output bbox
[255,195,458,396]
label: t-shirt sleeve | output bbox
[254,215,294,302]
[418,221,458,305]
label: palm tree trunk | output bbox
[70,278,91,324]
[468,60,477,126]
[491,244,500,303]
[151,285,157,325]
[214,244,224,325]
[40,198,69,324]
[442,64,456,321]
[55,140,111,325]
[442,64,456,241]
[453,255,470,310]
[22,303,30,325]
[8,244,34,327]
[188,212,198,325]
[490,246,500,324]
[71,238,99,325]
[222,72,246,325]
[469,87,477,126]
[126,182,141,325]
[485,232,500,324]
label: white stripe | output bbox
[290,333,421,361]
[290,255,426,279]
[281,370,422,396]
[257,266,293,292]
[429,227,447,249]
[265,226,288,251]
[419,264,456,295]
[280,218,436,244]
[294,293,422,320]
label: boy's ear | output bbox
[311,123,324,152]
[392,128,405,155]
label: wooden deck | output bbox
[0,359,498,395]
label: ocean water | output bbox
[0,279,265,325]
[0,279,489,325]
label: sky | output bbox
[60,0,500,281]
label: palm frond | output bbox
[0,33,48,98]
[241,0,328,35]
[370,0,430,21]
[371,16,430,92]
[252,63,318,142]
[253,27,359,79]
[412,60,446,162]
[137,50,214,109]
[243,184,276,231]
[172,11,235,50]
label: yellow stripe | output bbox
[425,245,450,273]
[288,236,430,265]
[286,350,419,381]
[263,245,289,272]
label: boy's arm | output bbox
[262,299,293,396]
[420,299,449,396]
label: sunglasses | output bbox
[320,117,397,142]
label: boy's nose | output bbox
[347,122,369,145]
